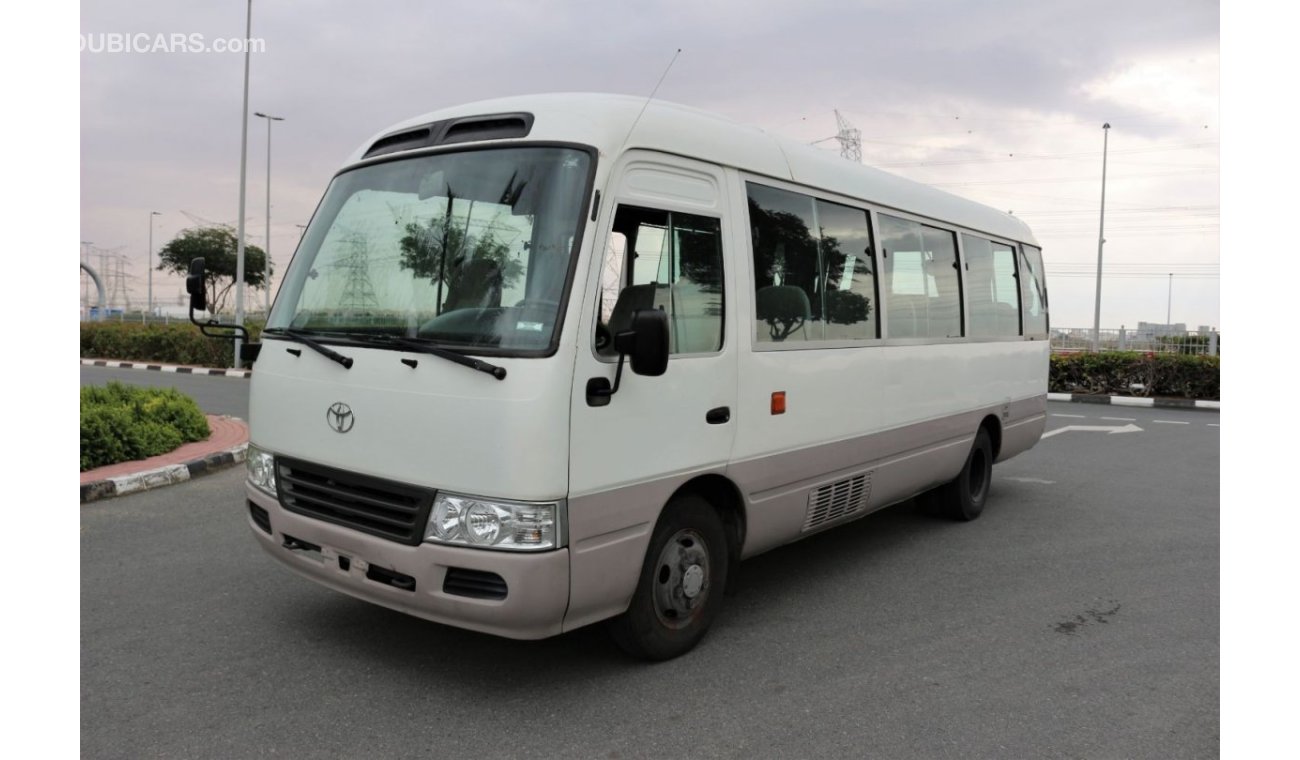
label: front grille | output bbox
[443,567,508,600]
[803,472,872,532]
[275,457,435,545]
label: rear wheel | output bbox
[931,427,994,521]
[608,494,729,661]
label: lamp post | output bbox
[1092,122,1110,352]
[254,111,284,314]
[147,211,161,316]
[234,0,253,366]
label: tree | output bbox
[156,226,269,315]
[398,208,522,311]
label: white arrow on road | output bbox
[1041,423,1143,440]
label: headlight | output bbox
[424,493,564,551]
[246,444,277,496]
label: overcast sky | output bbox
[80,0,1219,329]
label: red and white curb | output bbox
[81,443,248,503]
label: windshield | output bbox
[268,146,592,354]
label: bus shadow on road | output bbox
[273,494,988,684]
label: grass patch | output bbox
[81,382,211,471]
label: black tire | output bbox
[932,427,994,521]
[608,494,729,661]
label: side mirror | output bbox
[585,308,669,407]
[186,258,207,312]
[617,308,669,377]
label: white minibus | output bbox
[219,93,1049,660]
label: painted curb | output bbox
[81,358,251,378]
[1048,392,1219,411]
[81,443,248,504]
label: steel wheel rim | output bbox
[651,528,711,630]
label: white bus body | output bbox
[243,93,1048,659]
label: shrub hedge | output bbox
[1049,351,1219,400]
[80,324,1220,401]
[80,382,211,471]
[80,321,263,368]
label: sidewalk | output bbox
[80,414,249,503]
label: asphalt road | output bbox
[81,381,1218,759]
[80,365,250,419]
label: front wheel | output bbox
[608,494,729,661]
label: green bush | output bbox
[1049,351,1219,400]
[80,382,211,471]
[80,320,264,368]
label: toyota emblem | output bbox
[326,402,355,433]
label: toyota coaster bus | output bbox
[212,93,1048,660]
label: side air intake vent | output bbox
[442,115,532,144]
[803,472,872,532]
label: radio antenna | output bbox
[619,48,682,154]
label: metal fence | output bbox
[80,309,269,326]
[1050,328,1219,356]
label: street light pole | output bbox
[254,111,284,313]
[234,0,253,366]
[148,211,161,316]
[1092,122,1110,352]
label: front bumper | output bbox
[246,484,571,639]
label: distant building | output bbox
[1135,321,1186,340]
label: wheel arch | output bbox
[979,414,1003,461]
[670,474,746,576]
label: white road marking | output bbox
[1042,423,1144,440]
[1101,416,1136,421]
[1006,477,1057,485]
[1153,420,1190,425]
[1052,413,1088,419]
[1208,423,1220,427]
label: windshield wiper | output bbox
[264,328,354,369]
[346,334,507,381]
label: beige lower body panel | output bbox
[732,395,1046,559]
[562,467,722,633]
[250,395,1046,639]
[247,486,570,640]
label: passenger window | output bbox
[816,199,878,341]
[880,214,963,339]
[964,235,1022,338]
[748,184,822,342]
[1019,244,1048,338]
[747,183,879,343]
[595,205,724,356]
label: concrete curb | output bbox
[1047,392,1219,411]
[81,358,251,378]
[81,443,248,503]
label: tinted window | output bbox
[1020,244,1048,338]
[747,184,879,343]
[596,205,724,355]
[748,184,822,342]
[880,214,962,339]
[964,235,1021,338]
[817,199,878,341]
